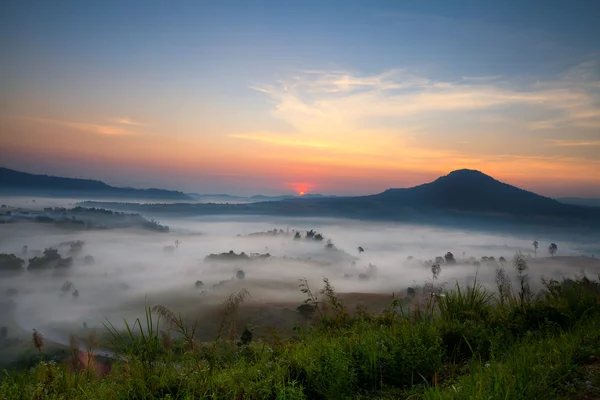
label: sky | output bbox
[1,0,600,197]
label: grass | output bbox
[1,268,600,399]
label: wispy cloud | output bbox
[18,116,139,135]
[229,133,337,150]
[250,61,600,143]
[546,139,600,147]
[115,117,147,126]
[238,61,600,184]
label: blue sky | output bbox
[1,1,599,196]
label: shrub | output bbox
[0,253,25,273]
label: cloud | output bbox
[249,61,600,151]
[229,133,337,150]
[238,61,600,185]
[115,117,147,126]
[546,139,600,147]
[17,116,139,135]
[253,65,600,131]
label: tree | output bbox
[236,270,245,280]
[358,246,364,254]
[431,263,441,280]
[239,327,253,346]
[175,240,181,249]
[513,252,530,305]
[532,240,539,257]
[444,252,456,264]
[548,243,558,257]
[0,254,25,273]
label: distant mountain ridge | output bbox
[186,192,333,202]
[0,167,191,200]
[80,169,600,231]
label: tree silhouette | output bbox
[548,243,558,257]
[532,240,539,257]
[431,263,441,280]
[444,252,455,264]
[358,246,364,254]
[239,327,253,346]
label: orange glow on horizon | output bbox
[290,182,313,195]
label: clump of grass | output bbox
[437,278,494,323]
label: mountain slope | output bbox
[0,167,191,200]
[557,197,600,208]
[371,169,576,216]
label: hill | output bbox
[0,167,191,200]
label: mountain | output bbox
[0,167,191,200]
[80,169,600,231]
[369,169,579,216]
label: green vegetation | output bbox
[27,248,74,270]
[0,254,25,274]
[2,257,600,399]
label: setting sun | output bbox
[299,191,305,196]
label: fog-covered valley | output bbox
[1,197,600,365]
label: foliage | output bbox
[2,273,600,400]
[27,248,73,270]
[0,253,25,273]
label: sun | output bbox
[289,182,313,196]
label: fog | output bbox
[1,196,600,359]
